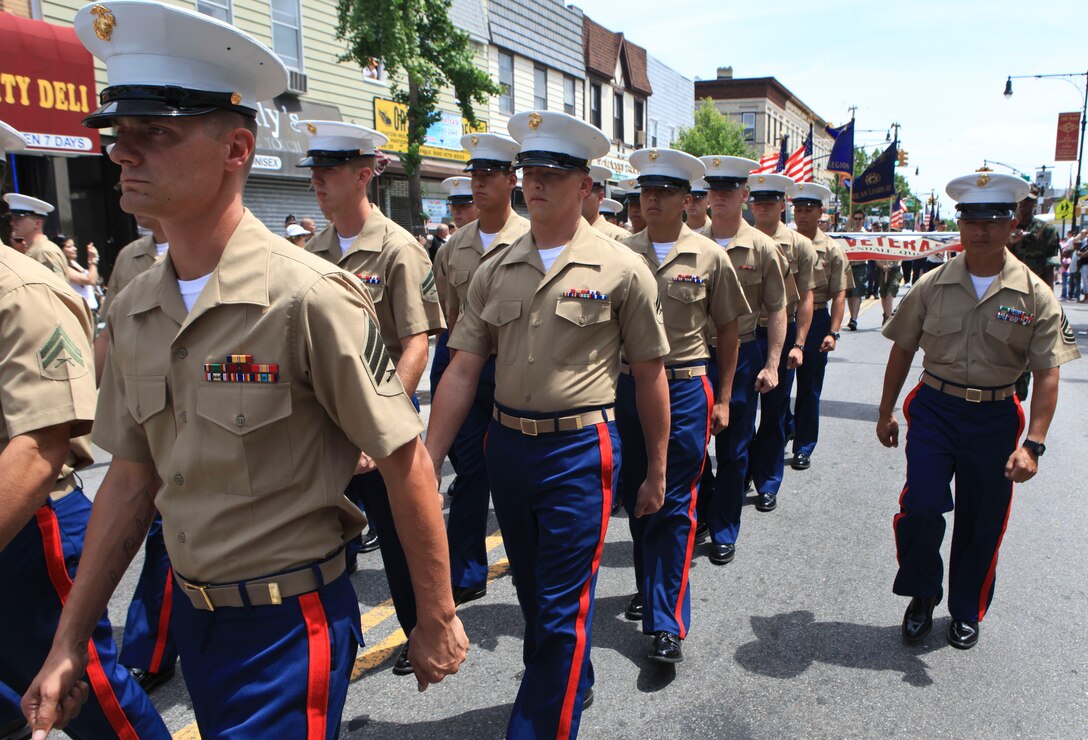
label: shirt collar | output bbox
[627,224,702,267]
[501,217,603,273]
[936,248,1031,296]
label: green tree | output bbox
[336,0,501,232]
[674,99,756,159]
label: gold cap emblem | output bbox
[798,184,805,190]
[757,176,766,184]
[712,158,721,167]
[454,178,462,186]
[528,112,543,130]
[306,122,317,135]
[470,135,479,146]
[648,149,659,161]
[977,173,991,186]
[91,4,116,41]
[230,92,242,106]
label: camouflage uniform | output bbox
[1011,217,1059,280]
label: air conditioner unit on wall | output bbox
[287,70,308,96]
[635,131,646,146]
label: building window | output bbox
[563,76,576,115]
[197,0,232,22]
[742,112,756,142]
[650,118,659,147]
[590,83,602,129]
[613,92,624,141]
[270,0,303,70]
[633,99,644,143]
[499,51,515,115]
[534,66,548,110]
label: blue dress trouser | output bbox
[172,567,361,739]
[750,321,797,495]
[700,341,764,547]
[893,383,1025,622]
[616,370,712,637]
[792,308,831,458]
[0,491,170,739]
[486,407,618,740]
[119,513,178,674]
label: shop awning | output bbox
[0,13,101,154]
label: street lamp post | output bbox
[1004,71,1088,230]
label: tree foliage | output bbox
[336,0,501,228]
[673,99,756,159]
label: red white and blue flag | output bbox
[890,194,907,230]
[782,125,814,183]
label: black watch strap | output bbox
[830,332,841,340]
[1022,440,1045,458]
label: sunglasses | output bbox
[12,237,25,244]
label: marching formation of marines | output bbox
[0,2,1079,739]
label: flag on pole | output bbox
[890,194,907,230]
[752,135,789,174]
[922,201,932,231]
[825,120,855,177]
[783,124,814,182]
[852,140,898,204]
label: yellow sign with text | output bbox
[373,98,487,162]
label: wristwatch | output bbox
[829,332,841,340]
[1022,440,1046,458]
[793,343,805,350]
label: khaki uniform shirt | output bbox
[307,207,445,364]
[622,225,749,364]
[449,218,669,412]
[438,212,530,323]
[809,230,850,305]
[0,249,95,480]
[95,210,424,583]
[883,249,1080,386]
[590,214,631,242]
[100,235,164,318]
[26,234,68,279]
[700,220,787,337]
[764,223,817,322]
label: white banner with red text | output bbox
[830,232,962,261]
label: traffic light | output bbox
[896,150,909,167]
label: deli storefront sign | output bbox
[0,14,100,154]
[373,98,486,162]
[251,97,342,177]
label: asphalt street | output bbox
[69,291,1088,739]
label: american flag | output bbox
[751,135,789,174]
[890,194,907,230]
[782,125,814,182]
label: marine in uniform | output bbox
[619,178,646,233]
[845,209,869,331]
[1008,185,1059,282]
[748,174,817,506]
[426,110,670,738]
[694,156,787,565]
[618,148,748,662]
[582,164,631,241]
[24,5,466,736]
[431,133,528,606]
[878,172,1079,650]
[599,197,625,227]
[4,194,67,278]
[683,178,709,231]
[787,182,849,470]
[443,176,480,230]
[0,119,171,740]
[297,120,447,675]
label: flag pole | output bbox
[847,107,856,222]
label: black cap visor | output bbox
[704,176,747,191]
[514,151,589,171]
[749,190,786,202]
[956,203,1016,220]
[464,158,514,172]
[791,197,824,207]
[637,175,690,191]
[447,194,474,204]
[296,150,374,168]
[83,85,255,128]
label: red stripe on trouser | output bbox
[556,424,613,740]
[34,508,139,740]
[672,377,714,639]
[892,383,922,565]
[299,592,331,740]
[976,395,1026,621]
[148,567,174,673]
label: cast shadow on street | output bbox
[811,399,881,423]
[345,702,513,738]
[733,610,945,687]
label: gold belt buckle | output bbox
[519,417,539,436]
[564,414,584,431]
[185,581,215,611]
[964,387,983,403]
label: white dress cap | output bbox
[461,133,519,171]
[508,111,610,170]
[629,148,705,190]
[589,164,614,185]
[4,193,55,217]
[599,198,624,215]
[0,121,26,157]
[690,178,708,194]
[442,176,474,203]
[285,223,312,238]
[291,121,389,167]
[701,155,760,190]
[747,172,795,201]
[946,171,1031,219]
[75,0,288,127]
[787,181,832,206]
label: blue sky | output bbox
[572,0,1085,214]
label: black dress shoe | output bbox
[648,631,683,663]
[791,453,811,471]
[901,595,940,644]
[948,620,980,650]
[847,318,857,331]
[709,543,735,565]
[128,663,176,693]
[624,593,643,621]
[755,492,777,512]
[453,583,487,606]
[359,527,380,553]
[694,522,709,543]
[582,687,594,710]
[392,642,413,675]
[611,496,623,515]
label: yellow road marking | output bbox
[172,531,509,739]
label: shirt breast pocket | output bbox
[552,298,612,365]
[123,375,167,423]
[449,270,471,288]
[984,318,1032,349]
[480,299,522,364]
[196,383,294,497]
[920,316,963,364]
[365,282,385,304]
[665,282,706,332]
